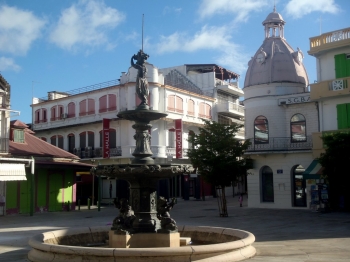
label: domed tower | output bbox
[243,8,318,209]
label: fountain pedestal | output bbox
[109,231,180,248]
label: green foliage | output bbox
[319,132,350,181]
[187,119,252,188]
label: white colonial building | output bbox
[244,9,319,209]
[31,61,245,199]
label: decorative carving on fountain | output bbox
[112,198,136,234]
[157,197,178,232]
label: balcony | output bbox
[215,79,244,97]
[310,77,350,100]
[73,147,122,158]
[308,27,350,55]
[166,147,188,158]
[0,138,9,153]
[217,101,244,118]
[245,136,312,153]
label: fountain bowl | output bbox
[28,225,256,262]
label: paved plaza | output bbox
[0,195,350,261]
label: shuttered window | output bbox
[187,99,195,116]
[79,100,87,116]
[87,99,95,115]
[99,95,107,113]
[337,103,350,129]
[167,95,175,111]
[198,102,211,119]
[68,102,75,118]
[108,94,117,111]
[335,54,350,78]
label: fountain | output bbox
[28,50,256,261]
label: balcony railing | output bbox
[309,27,350,55]
[73,146,122,158]
[0,138,9,153]
[246,136,312,152]
[166,147,188,157]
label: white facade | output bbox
[244,9,318,209]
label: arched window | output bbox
[261,166,274,202]
[99,94,117,113]
[68,102,75,118]
[50,106,56,121]
[291,114,306,142]
[87,99,95,115]
[35,109,40,124]
[99,95,108,113]
[42,108,47,122]
[79,100,87,116]
[79,131,94,149]
[199,102,211,119]
[254,116,268,144]
[68,133,75,153]
[187,99,195,116]
[50,135,63,149]
[167,95,175,112]
[167,95,183,113]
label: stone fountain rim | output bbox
[28,225,256,258]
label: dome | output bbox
[244,9,309,88]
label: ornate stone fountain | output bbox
[28,50,256,261]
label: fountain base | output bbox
[109,231,180,248]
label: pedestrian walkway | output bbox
[1,195,350,261]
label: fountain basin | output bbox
[28,225,256,262]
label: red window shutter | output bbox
[68,102,75,118]
[176,96,183,113]
[108,94,116,111]
[50,107,56,121]
[188,99,194,116]
[35,110,40,124]
[99,95,107,113]
[42,109,47,122]
[199,102,205,118]
[88,99,95,115]
[167,95,175,111]
[79,100,86,116]
[58,105,64,118]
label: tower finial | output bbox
[273,0,276,12]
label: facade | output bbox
[244,9,319,209]
[308,27,350,210]
[31,62,246,200]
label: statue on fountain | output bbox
[157,197,178,232]
[131,50,150,108]
[112,198,136,234]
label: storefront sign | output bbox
[175,119,182,159]
[103,118,110,158]
[279,95,310,105]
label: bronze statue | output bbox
[131,50,150,107]
[112,198,136,233]
[157,197,177,232]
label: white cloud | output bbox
[0,5,45,55]
[49,0,125,51]
[0,57,21,72]
[154,26,248,74]
[285,0,340,19]
[198,0,268,23]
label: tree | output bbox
[318,132,350,211]
[187,119,252,216]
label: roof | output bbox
[185,64,240,80]
[9,120,79,159]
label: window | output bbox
[79,131,94,149]
[42,109,47,122]
[87,99,95,115]
[79,100,87,116]
[167,95,183,113]
[337,103,350,129]
[99,94,117,113]
[50,106,56,121]
[68,102,75,118]
[40,137,47,142]
[35,109,40,124]
[68,133,75,153]
[50,135,63,149]
[261,166,274,202]
[187,99,195,116]
[254,116,269,144]
[13,129,24,143]
[291,114,306,142]
[50,105,64,121]
[335,53,350,78]
[199,102,211,119]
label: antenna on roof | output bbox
[273,0,276,12]
[142,14,144,51]
[320,15,322,35]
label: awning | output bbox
[0,163,27,181]
[303,159,324,179]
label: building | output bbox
[31,61,245,201]
[244,8,319,209]
[308,26,350,210]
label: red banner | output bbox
[103,118,110,158]
[175,119,182,159]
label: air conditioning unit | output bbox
[60,113,68,119]
[73,148,80,156]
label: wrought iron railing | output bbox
[0,138,9,153]
[246,136,312,152]
[166,147,189,157]
[73,146,122,158]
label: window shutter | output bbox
[334,54,347,78]
[79,100,86,116]
[167,95,175,111]
[108,94,116,111]
[337,103,348,129]
[68,102,75,117]
[176,96,183,113]
[99,95,107,113]
[88,99,95,115]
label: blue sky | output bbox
[1,0,349,123]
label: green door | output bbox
[49,174,63,211]
[20,180,30,214]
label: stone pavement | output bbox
[0,195,350,261]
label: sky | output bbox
[1,0,349,123]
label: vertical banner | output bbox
[103,118,110,158]
[175,119,183,159]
